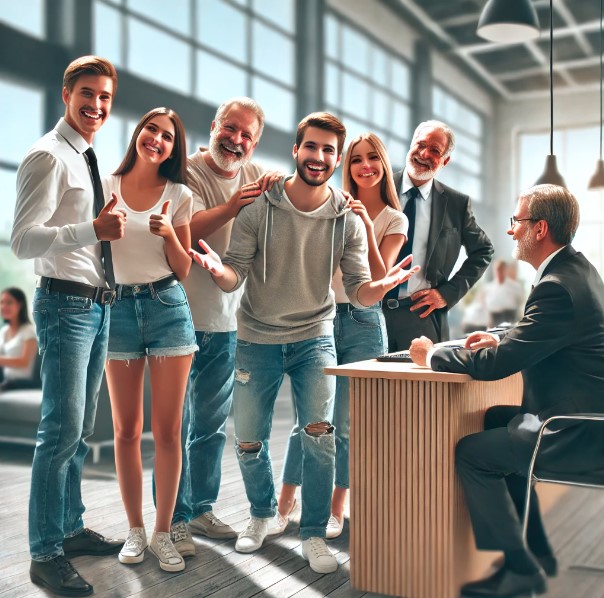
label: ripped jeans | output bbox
[233,336,336,540]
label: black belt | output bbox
[116,274,179,297]
[38,276,116,305]
[384,297,414,309]
[336,301,382,313]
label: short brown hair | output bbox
[342,132,401,211]
[114,107,188,184]
[296,112,346,156]
[63,55,118,93]
[522,184,580,245]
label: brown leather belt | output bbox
[38,276,116,305]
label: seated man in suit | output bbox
[410,184,604,597]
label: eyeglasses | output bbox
[509,216,538,228]
[415,141,445,159]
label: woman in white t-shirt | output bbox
[276,133,408,537]
[0,287,38,390]
[102,108,197,573]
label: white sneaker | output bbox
[267,499,297,536]
[325,514,344,539]
[235,517,270,553]
[301,537,338,573]
[170,521,196,557]
[119,527,147,564]
[149,531,185,572]
[189,511,237,539]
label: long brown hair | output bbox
[342,132,401,211]
[114,107,188,184]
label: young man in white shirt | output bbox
[11,55,126,597]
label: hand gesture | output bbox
[188,239,225,277]
[226,182,264,216]
[346,195,372,229]
[383,254,421,290]
[410,288,447,318]
[94,193,126,241]
[149,200,174,239]
[464,331,499,350]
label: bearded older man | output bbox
[382,120,493,351]
[167,98,279,556]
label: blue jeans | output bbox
[282,304,387,489]
[233,336,336,540]
[29,287,110,560]
[172,331,236,524]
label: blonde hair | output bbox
[342,132,401,211]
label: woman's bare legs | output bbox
[149,354,193,532]
[106,358,146,528]
[331,487,347,521]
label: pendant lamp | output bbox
[535,0,567,188]
[589,0,604,189]
[477,0,540,43]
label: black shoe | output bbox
[461,565,547,597]
[30,556,93,597]
[63,528,124,557]
[492,553,558,578]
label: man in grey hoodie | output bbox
[190,112,419,574]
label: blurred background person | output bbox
[0,287,38,390]
[484,259,525,327]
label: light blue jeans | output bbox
[29,287,110,560]
[233,336,337,540]
[282,303,387,489]
[172,331,236,524]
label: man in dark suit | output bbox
[410,184,604,597]
[384,120,493,351]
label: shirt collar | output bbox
[402,169,433,200]
[533,246,567,286]
[55,118,91,154]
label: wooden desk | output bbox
[324,360,523,598]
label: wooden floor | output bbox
[2,381,604,598]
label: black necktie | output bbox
[85,147,115,289]
[385,186,419,299]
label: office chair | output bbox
[522,413,604,573]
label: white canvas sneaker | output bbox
[149,531,185,572]
[235,517,270,553]
[325,514,344,539]
[301,537,338,573]
[118,527,147,564]
[170,521,196,557]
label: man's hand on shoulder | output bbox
[255,171,283,193]
[226,182,264,217]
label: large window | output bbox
[324,12,411,169]
[519,126,604,276]
[93,0,296,132]
[432,85,484,202]
[0,0,45,38]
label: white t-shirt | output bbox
[0,322,37,381]
[332,205,408,303]
[102,175,193,284]
[182,150,264,332]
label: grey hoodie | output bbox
[223,175,371,344]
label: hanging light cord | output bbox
[549,0,554,155]
[599,0,603,160]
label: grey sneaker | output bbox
[149,531,185,572]
[235,517,270,553]
[170,521,196,557]
[189,511,237,539]
[302,537,338,573]
[118,527,147,564]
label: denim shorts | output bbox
[107,280,198,360]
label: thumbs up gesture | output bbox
[94,192,126,240]
[149,200,174,239]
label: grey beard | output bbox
[209,136,248,173]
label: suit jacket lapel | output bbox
[425,179,447,268]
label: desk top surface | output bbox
[325,359,473,382]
